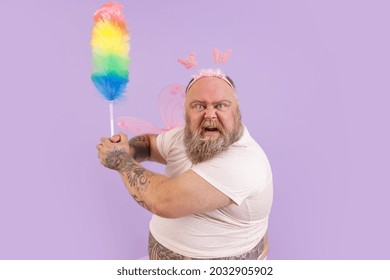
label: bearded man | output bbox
[97,69,273,260]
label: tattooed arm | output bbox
[112,133,166,164]
[97,132,233,218]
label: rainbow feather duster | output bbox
[91,2,130,135]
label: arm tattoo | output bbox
[104,147,129,170]
[105,147,153,211]
[128,135,154,162]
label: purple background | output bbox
[1,0,389,259]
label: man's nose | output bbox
[204,107,217,119]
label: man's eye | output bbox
[216,104,228,110]
[195,104,204,111]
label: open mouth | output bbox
[204,127,219,132]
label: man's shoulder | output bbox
[158,127,185,143]
[231,127,263,154]
[157,127,186,157]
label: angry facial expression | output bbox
[184,77,243,163]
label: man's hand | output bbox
[97,132,131,170]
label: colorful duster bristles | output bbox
[91,2,130,135]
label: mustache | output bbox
[202,119,219,128]
[200,119,226,134]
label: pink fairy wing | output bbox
[117,84,185,136]
[117,117,164,135]
[158,84,186,130]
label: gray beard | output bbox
[184,116,243,164]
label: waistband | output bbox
[148,231,268,260]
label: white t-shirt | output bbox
[149,126,273,258]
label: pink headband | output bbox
[177,49,233,92]
[186,68,234,92]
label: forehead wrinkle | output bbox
[189,99,232,106]
[185,77,239,109]
[186,86,236,102]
